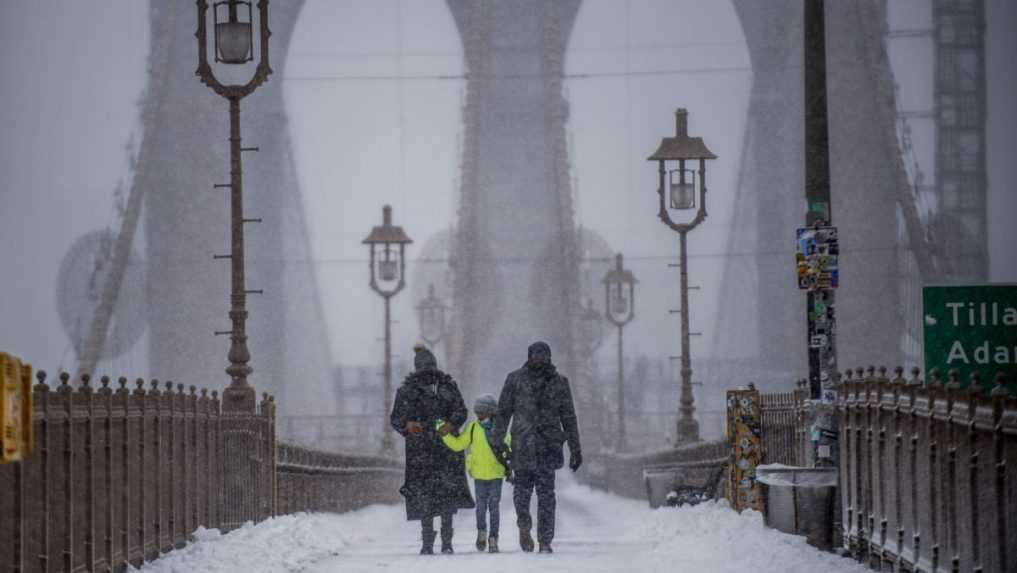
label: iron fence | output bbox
[839,367,1017,573]
[759,383,810,467]
[275,444,402,515]
[0,371,404,573]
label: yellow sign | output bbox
[0,352,33,462]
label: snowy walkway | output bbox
[135,478,867,573]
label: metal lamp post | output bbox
[416,283,447,357]
[363,205,413,453]
[195,0,272,413]
[602,253,636,451]
[647,108,717,445]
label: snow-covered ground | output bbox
[134,477,867,573]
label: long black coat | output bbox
[390,369,474,520]
[491,364,581,472]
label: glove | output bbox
[504,465,515,484]
[493,444,510,470]
[569,450,583,472]
[435,421,454,436]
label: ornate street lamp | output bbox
[647,108,717,445]
[602,253,636,451]
[416,283,447,350]
[195,0,272,412]
[363,205,413,452]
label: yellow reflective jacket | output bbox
[441,419,511,480]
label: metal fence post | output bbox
[889,367,904,565]
[187,386,198,538]
[996,378,1016,572]
[58,372,74,573]
[212,391,224,530]
[117,377,131,570]
[81,375,96,573]
[37,371,52,573]
[137,379,150,564]
[100,376,114,571]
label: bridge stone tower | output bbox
[142,1,334,417]
[140,0,590,432]
[715,0,910,385]
[445,1,587,408]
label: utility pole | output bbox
[800,0,841,478]
[803,0,837,401]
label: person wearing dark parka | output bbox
[390,344,475,555]
[490,341,582,554]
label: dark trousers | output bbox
[474,478,503,537]
[421,512,453,543]
[513,469,556,544]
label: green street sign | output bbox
[923,284,1017,394]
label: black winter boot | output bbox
[420,530,436,555]
[476,529,487,551]
[538,543,553,554]
[519,528,535,552]
[488,536,499,553]
[440,527,454,554]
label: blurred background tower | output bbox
[931,0,988,280]
[140,1,335,419]
[713,0,991,388]
[445,1,585,402]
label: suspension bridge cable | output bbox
[282,64,755,83]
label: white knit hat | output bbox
[473,393,498,416]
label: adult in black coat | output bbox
[491,341,582,554]
[390,345,474,554]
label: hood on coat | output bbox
[525,341,557,379]
[527,341,552,363]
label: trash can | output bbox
[756,465,838,551]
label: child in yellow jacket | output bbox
[440,394,510,553]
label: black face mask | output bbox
[527,360,556,379]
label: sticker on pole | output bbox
[795,226,839,290]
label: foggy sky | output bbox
[0,1,1014,380]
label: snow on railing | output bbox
[274,442,402,515]
[0,371,403,573]
[838,367,1016,572]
